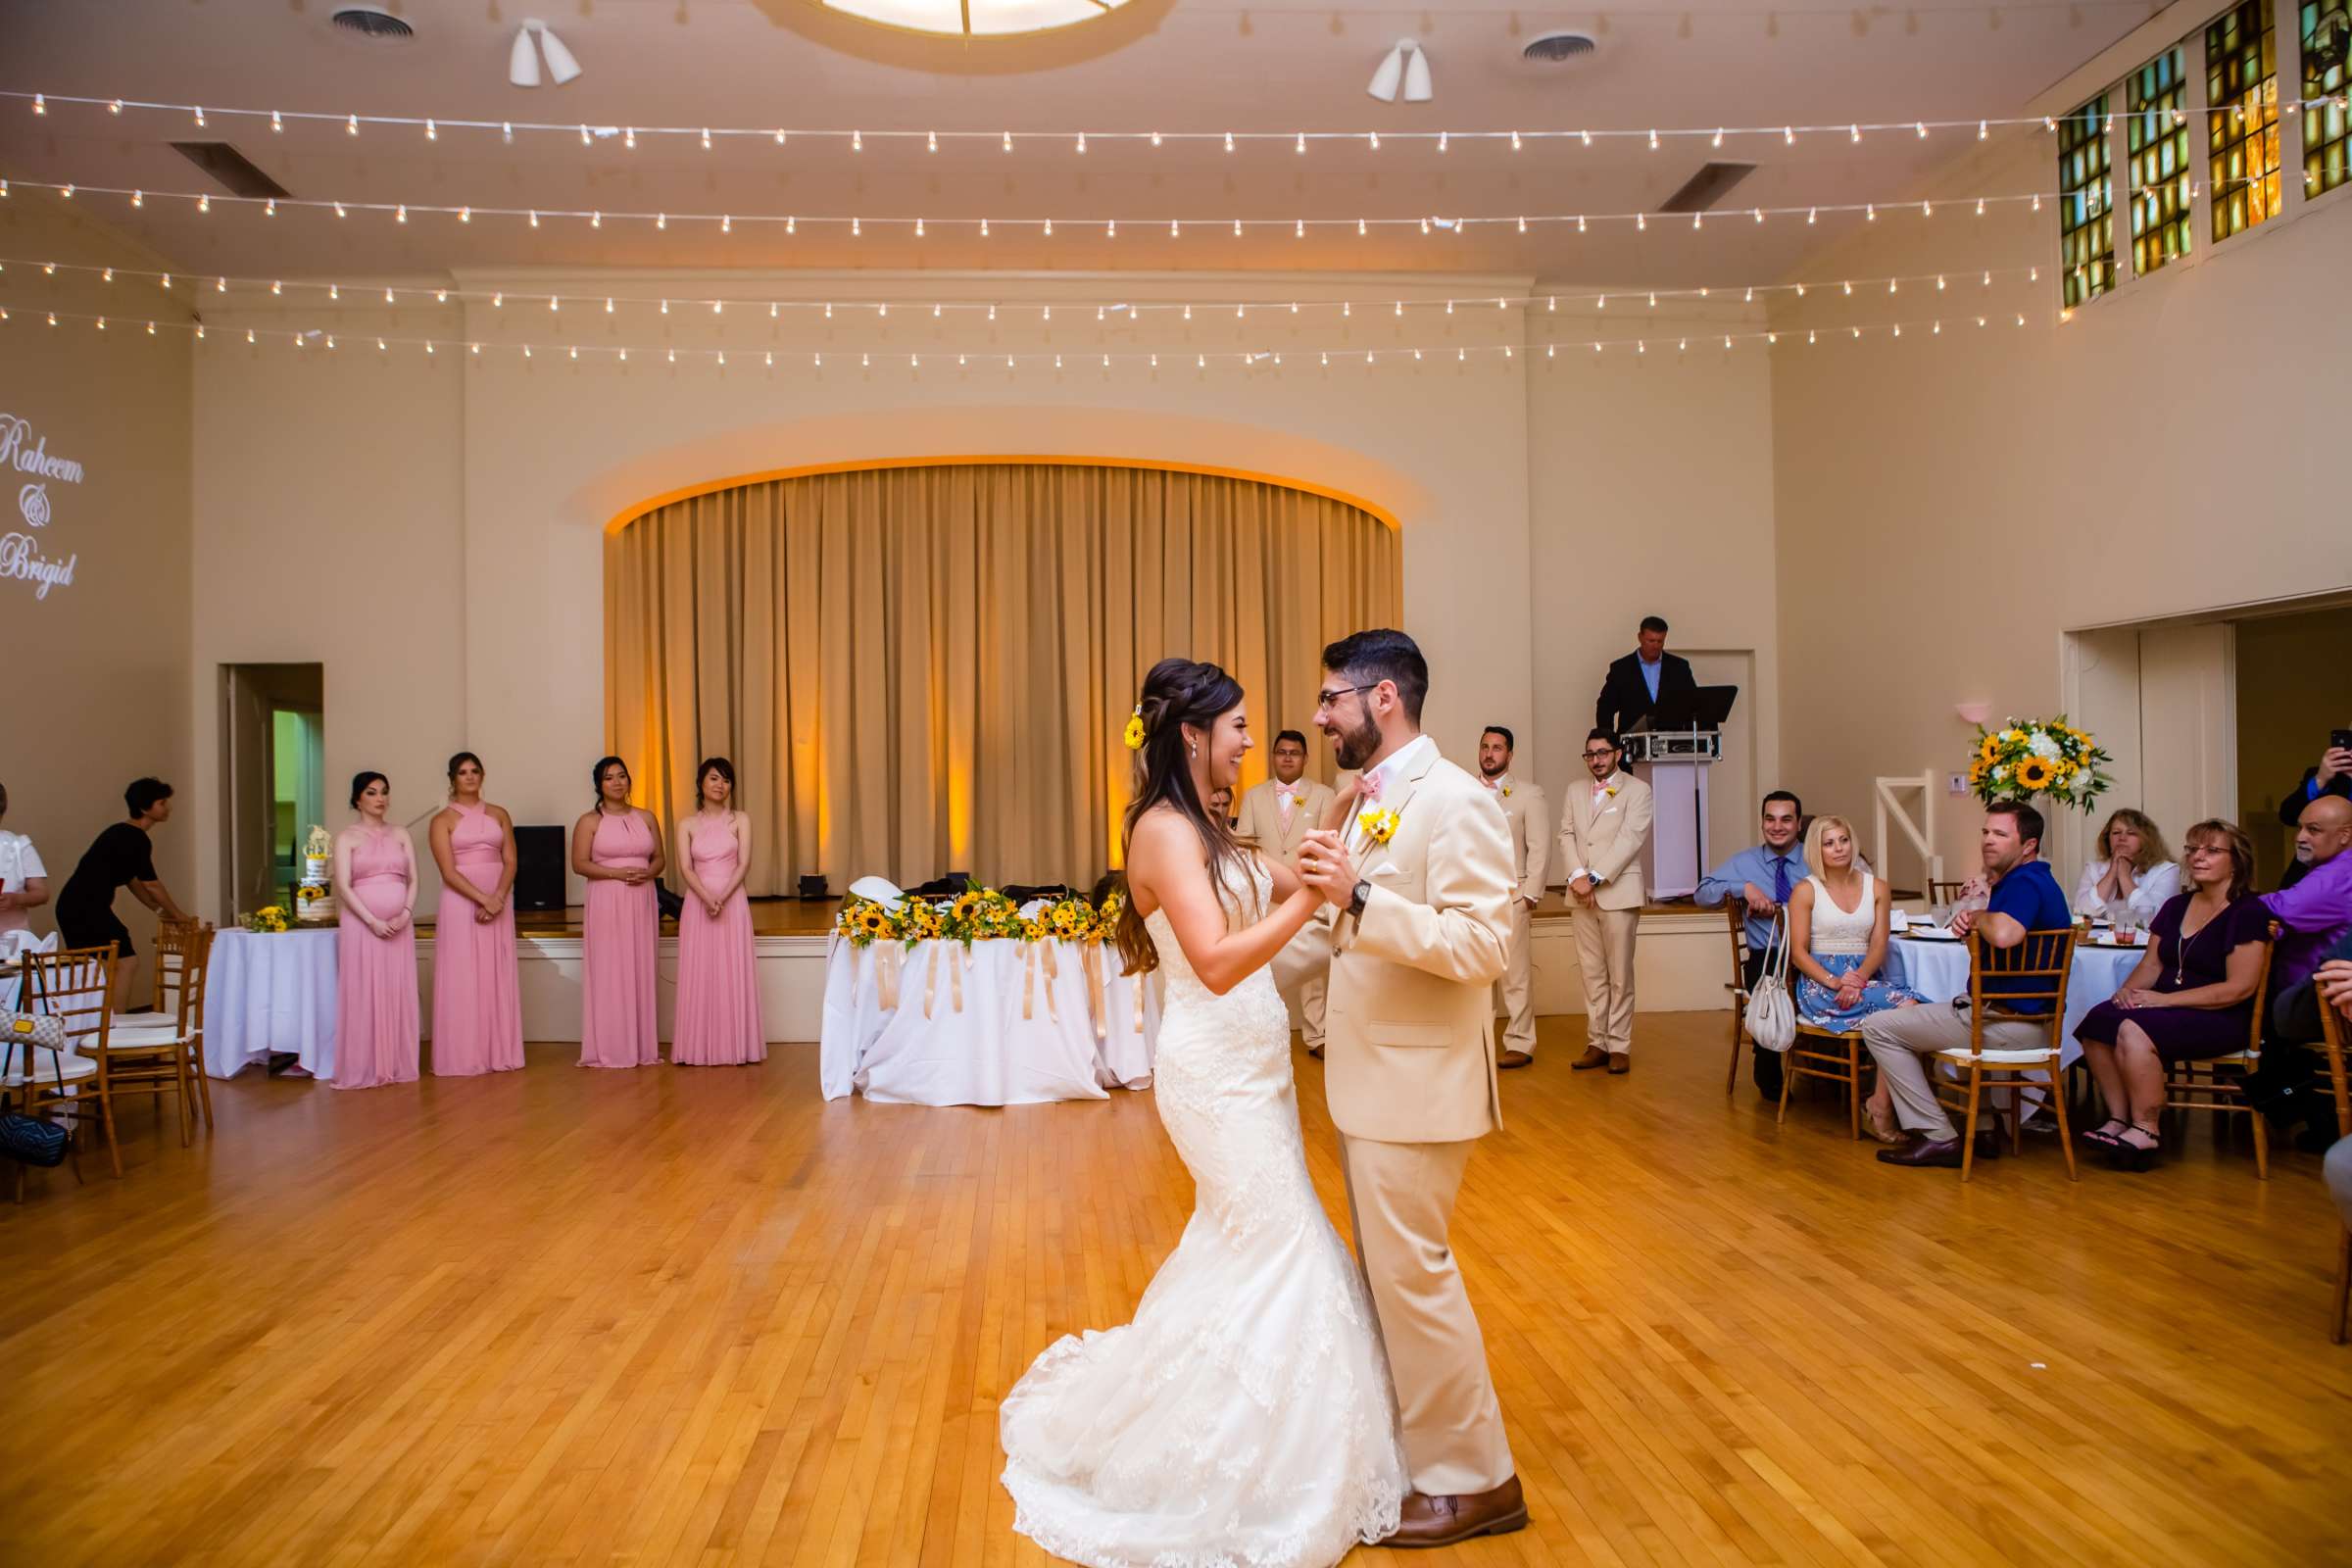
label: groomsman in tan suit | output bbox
[1234,730,1337,1054]
[1288,629,1527,1548]
[1558,727,1654,1073]
[1477,725,1548,1068]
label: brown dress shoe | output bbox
[1380,1476,1530,1548]
[1496,1049,1533,1069]
[1305,1044,1324,1058]
[1605,1054,1630,1075]
[1569,1046,1610,1070]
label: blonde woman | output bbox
[2073,808,2179,923]
[1787,815,1925,1141]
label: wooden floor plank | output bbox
[6,1013,2347,1567]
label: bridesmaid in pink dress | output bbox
[572,756,663,1068]
[332,772,421,1090]
[427,751,525,1075]
[672,757,765,1066]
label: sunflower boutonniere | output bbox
[1498,783,1513,800]
[1603,785,1619,800]
[1357,807,1402,846]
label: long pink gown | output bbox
[431,803,525,1076]
[671,818,765,1066]
[333,826,420,1090]
[579,810,661,1068]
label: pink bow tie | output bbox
[1358,770,1385,803]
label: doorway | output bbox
[220,664,323,923]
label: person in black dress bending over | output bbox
[56,777,193,1013]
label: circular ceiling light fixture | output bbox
[812,0,1137,37]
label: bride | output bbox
[1000,658,1408,1567]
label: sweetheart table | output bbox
[819,937,1159,1105]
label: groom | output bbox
[1287,628,1529,1546]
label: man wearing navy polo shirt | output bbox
[1862,799,2073,1169]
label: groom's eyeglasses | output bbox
[1314,682,1379,711]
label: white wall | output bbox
[0,196,194,988]
[1771,132,2352,879]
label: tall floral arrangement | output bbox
[1967,716,2112,812]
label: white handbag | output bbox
[1744,912,1796,1054]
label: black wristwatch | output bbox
[1347,879,1371,920]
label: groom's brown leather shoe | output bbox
[1496,1049,1533,1069]
[1379,1476,1529,1547]
[1569,1046,1610,1070]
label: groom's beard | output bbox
[1480,760,1505,779]
[1331,713,1381,772]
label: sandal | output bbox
[2104,1122,2162,1173]
[2078,1118,2129,1150]
[1863,1102,1905,1146]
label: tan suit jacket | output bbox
[1280,746,1515,1144]
[1558,771,1653,911]
[1234,777,1335,870]
[1489,775,1549,904]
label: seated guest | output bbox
[2278,737,2352,888]
[0,780,50,957]
[1594,614,1697,738]
[2273,931,2352,1044]
[2259,796,2352,995]
[1788,813,1924,1036]
[2074,819,2272,1171]
[56,777,193,1013]
[2073,808,2180,923]
[1695,790,1808,1098]
[1862,800,2072,1169]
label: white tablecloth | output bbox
[207,927,338,1080]
[819,938,1159,1105]
[1885,936,2144,1068]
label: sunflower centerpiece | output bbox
[1966,716,2113,812]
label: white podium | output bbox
[1628,730,1720,900]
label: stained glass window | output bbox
[2208,0,2281,241]
[2128,49,2194,274]
[2304,0,2352,201]
[2058,95,2115,308]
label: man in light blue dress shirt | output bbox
[1695,791,1807,1098]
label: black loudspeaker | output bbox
[798,875,828,900]
[513,825,567,911]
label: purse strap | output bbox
[1767,908,1793,988]
[13,954,71,1096]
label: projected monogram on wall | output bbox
[0,413,84,600]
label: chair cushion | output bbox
[1936,1046,2057,1064]
[4,1053,97,1088]
[95,1026,185,1052]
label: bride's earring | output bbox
[1189,742,1199,760]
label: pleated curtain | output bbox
[605,462,1399,894]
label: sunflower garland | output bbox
[835,885,1122,948]
[1965,716,2112,812]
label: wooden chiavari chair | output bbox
[2158,925,2277,1180]
[2317,1002,2349,1345]
[116,915,202,1024]
[105,924,216,1143]
[16,945,121,1182]
[1780,1016,1868,1139]
[1723,904,1754,1094]
[1929,927,2082,1182]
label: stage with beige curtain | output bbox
[605,460,1400,894]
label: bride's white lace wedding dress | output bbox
[1000,858,1408,1567]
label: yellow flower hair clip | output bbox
[1123,706,1146,751]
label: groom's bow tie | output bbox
[1357,770,1385,803]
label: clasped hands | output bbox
[1294,829,1361,905]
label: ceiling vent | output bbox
[1657,162,1757,214]
[331,6,416,41]
[1521,31,1596,63]
[170,143,292,201]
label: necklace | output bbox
[2171,894,2225,988]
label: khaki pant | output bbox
[1339,1133,1515,1497]
[1299,972,1327,1051]
[1860,1002,2048,1140]
[1572,905,1639,1055]
[1494,902,1536,1055]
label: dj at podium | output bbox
[1595,613,1697,737]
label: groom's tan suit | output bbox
[1280,736,1518,1497]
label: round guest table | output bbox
[819,936,1159,1105]
[1884,932,2145,1067]
[205,927,338,1080]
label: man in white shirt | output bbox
[1235,730,1337,1054]
[1477,726,1548,1068]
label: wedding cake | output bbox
[294,824,336,923]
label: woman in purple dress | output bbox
[2075,818,2273,1171]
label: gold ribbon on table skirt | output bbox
[1039,939,1061,1022]
[1021,942,1037,1019]
[950,942,964,1012]
[1081,944,1108,1042]
[1133,964,1147,1035]
[923,942,940,1019]
[875,943,904,1012]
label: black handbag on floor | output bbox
[0,1107,67,1167]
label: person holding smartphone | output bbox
[2278,729,2352,890]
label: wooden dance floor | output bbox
[4,1015,2344,1565]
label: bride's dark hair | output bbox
[1113,657,1253,977]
